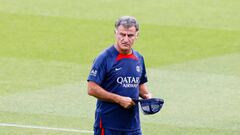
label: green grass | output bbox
[0,0,240,135]
[1,12,239,67]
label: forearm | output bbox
[139,83,152,99]
[88,81,121,103]
[87,81,135,108]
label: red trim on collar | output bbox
[116,53,138,61]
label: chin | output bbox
[120,47,130,51]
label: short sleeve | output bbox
[87,54,106,85]
[140,56,148,85]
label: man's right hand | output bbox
[118,96,135,109]
[88,82,136,109]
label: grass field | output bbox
[0,0,240,135]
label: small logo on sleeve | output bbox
[90,69,97,76]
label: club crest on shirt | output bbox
[136,65,141,72]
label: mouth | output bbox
[121,43,130,47]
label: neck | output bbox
[114,44,132,55]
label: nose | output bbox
[123,35,129,42]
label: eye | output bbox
[120,33,126,37]
[128,34,134,38]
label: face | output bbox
[115,25,138,54]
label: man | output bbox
[87,16,152,135]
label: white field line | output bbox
[0,123,93,134]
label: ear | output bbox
[136,31,139,39]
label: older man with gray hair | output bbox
[87,16,152,135]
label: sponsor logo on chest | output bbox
[116,76,140,88]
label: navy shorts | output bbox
[94,127,142,135]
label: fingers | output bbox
[125,101,135,109]
[119,97,135,109]
[143,93,152,99]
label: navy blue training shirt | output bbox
[87,45,148,131]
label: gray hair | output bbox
[115,16,139,31]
